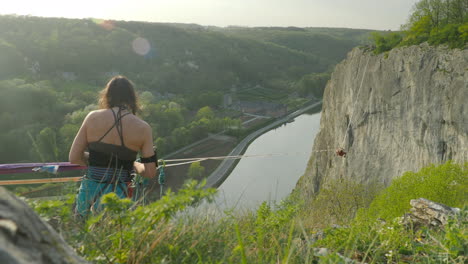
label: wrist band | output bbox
[140,153,157,163]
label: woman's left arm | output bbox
[69,113,91,166]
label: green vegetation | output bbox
[372,0,467,53]
[366,161,467,221]
[187,161,205,178]
[218,27,373,68]
[294,72,331,98]
[0,15,369,166]
[315,210,467,263]
[30,161,467,263]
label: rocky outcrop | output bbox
[297,44,468,197]
[403,198,461,228]
[0,187,87,264]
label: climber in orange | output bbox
[336,148,347,157]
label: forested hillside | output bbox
[0,15,372,163]
[218,26,371,67]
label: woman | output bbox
[69,76,157,217]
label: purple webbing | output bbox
[0,162,86,175]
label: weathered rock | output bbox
[0,187,87,264]
[403,198,460,228]
[297,44,468,197]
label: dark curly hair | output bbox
[99,76,140,114]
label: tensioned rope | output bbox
[0,149,337,185]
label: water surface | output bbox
[215,112,321,209]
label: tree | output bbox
[187,161,205,178]
[171,127,191,147]
[31,127,59,162]
[0,39,26,79]
[58,123,80,159]
[295,72,331,97]
[372,0,467,52]
[195,106,215,120]
[403,0,467,47]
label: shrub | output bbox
[316,209,467,263]
[315,162,467,262]
[429,23,467,48]
[366,161,467,221]
[371,32,404,54]
[300,177,382,228]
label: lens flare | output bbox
[92,19,115,30]
[132,37,151,56]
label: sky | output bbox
[1,0,420,30]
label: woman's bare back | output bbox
[85,107,150,152]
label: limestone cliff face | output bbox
[297,43,467,197]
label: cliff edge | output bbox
[297,43,468,198]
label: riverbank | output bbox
[206,101,322,189]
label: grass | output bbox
[28,162,467,263]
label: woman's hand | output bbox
[133,161,145,174]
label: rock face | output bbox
[297,44,468,197]
[0,187,87,264]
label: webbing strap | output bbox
[96,107,131,144]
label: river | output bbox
[214,112,321,210]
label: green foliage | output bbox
[429,23,466,47]
[187,161,205,178]
[237,86,289,101]
[316,212,468,263]
[255,200,298,233]
[0,15,355,93]
[186,91,222,109]
[31,127,60,162]
[314,162,467,262]
[366,161,467,221]
[460,23,468,42]
[371,32,404,54]
[29,194,75,225]
[154,107,240,154]
[37,180,217,263]
[195,106,215,120]
[299,178,382,227]
[372,0,468,53]
[402,15,432,46]
[0,79,78,162]
[443,207,468,259]
[294,72,331,98]
[27,163,467,263]
[0,15,365,165]
[0,39,26,78]
[221,27,373,66]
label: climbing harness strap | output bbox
[158,160,166,198]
